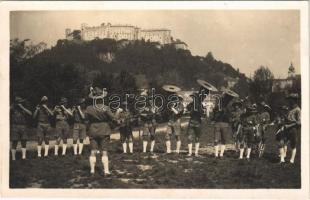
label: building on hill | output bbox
[172,40,188,50]
[272,62,300,92]
[65,22,172,45]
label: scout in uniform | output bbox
[213,88,239,158]
[117,102,135,154]
[277,94,301,164]
[141,104,158,154]
[10,96,32,160]
[72,98,87,156]
[33,96,54,157]
[53,97,73,156]
[256,101,271,157]
[162,85,184,154]
[187,79,218,157]
[230,100,244,152]
[239,104,257,160]
[86,87,116,175]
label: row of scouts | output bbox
[10,79,301,176]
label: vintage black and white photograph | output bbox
[3,1,309,195]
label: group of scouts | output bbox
[10,79,301,176]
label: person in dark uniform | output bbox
[33,96,54,158]
[141,104,158,154]
[117,101,135,154]
[239,104,257,160]
[212,89,239,158]
[162,85,184,154]
[276,94,301,164]
[85,87,116,175]
[53,97,73,156]
[230,101,244,152]
[72,98,87,156]
[10,96,32,160]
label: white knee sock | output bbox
[44,145,49,157]
[143,141,147,153]
[101,155,110,174]
[11,149,16,161]
[246,148,251,159]
[220,144,226,157]
[195,143,200,156]
[54,145,59,155]
[188,143,193,156]
[129,142,133,153]
[176,141,181,154]
[215,145,219,157]
[279,148,285,162]
[37,145,42,157]
[239,148,244,159]
[290,148,297,163]
[150,140,155,153]
[73,144,78,155]
[62,144,67,155]
[21,148,26,159]
[166,140,171,153]
[89,156,96,174]
[122,143,127,153]
[78,143,84,155]
[284,145,288,158]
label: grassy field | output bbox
[10,121,300,189]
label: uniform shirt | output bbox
[85,104,115,123]
[241,112,257,127]
[287,106,301,124]
[37,106,51,123]
[168,103,184,122]
[72,107,85,123]
[10,106,27,125]
[212,107,230,123]
[54,106,70,121]
[230,109,243,123]
[257,111,270,124]
[118,110,133,127]
[187,100,204,124]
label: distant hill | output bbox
[10,38,249,106]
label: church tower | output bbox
[288,62,295,78]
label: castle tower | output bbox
[288,62,295,78]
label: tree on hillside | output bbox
[250,66,274,102]
[205,52,215,63]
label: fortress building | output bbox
[66,22,172,45]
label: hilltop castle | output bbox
[272,62,300,92]
[66,22,172,45]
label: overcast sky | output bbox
[10,10,300,78]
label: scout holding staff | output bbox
[33,96,54,157]
[230,100,244,152]
[162,85,184,154]
[86,87,117,175]
[10,96,32,160]
[276,93,301,164]
[53,97,73,156]
[187,79,218,157]
[212,88,239,158]
[72,98,87,156]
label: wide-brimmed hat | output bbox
[59,97,68,104]
[40,96,48,102]
[15,96,26,104]
[162,85,181,93]
[197,79,218,92]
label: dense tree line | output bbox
[11,38,250,109]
